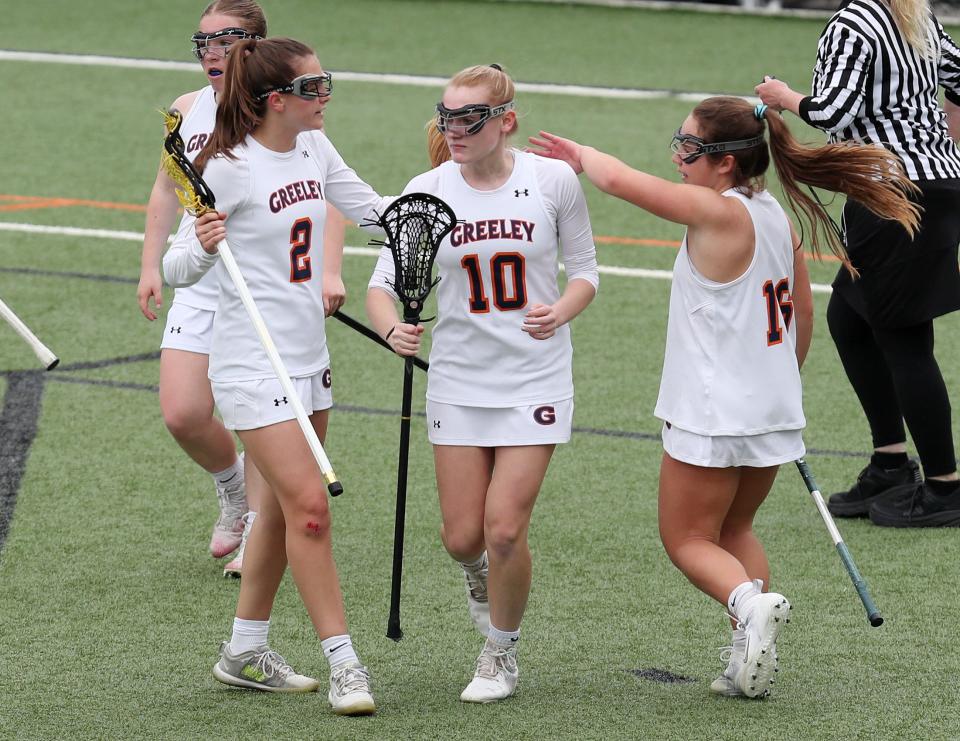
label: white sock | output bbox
[230,617,269,654]
[727,581,761,620]
[212,456,244,487]
[321,634,359,668]
[487,623,520,648]
[460,553,486,572]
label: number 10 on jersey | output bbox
[461,252,527,313]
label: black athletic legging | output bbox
[826,290,956,477]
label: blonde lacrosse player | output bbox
[162,37,390,714]
[138,0,348,576]
[529,96,919,698]
[366,64,599,704]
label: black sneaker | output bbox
[869,481,960,527]
[827,459,921,517]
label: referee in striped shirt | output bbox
[756,0,960,528]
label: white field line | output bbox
[0,221,833,293]
[0,50,751,103]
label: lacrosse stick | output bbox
[796,459,883,627]
[332,310,429,372]
[160,108,343,497]
[367,192,456,640]
[0,297,59,370]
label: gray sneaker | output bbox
[328,661,376,715]
[462,552,490,635]
[213,642,319,693]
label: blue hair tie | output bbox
[754,103,768,120]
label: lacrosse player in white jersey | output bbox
[162,37,390,714]
[367,64,599,704]
[531,96,920,698]
[137,1,349,577]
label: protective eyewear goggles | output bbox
[190,27,260,60]
[257,73,334,101]
[669,129,765,165]
[435,101,515,136]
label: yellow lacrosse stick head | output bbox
[159,108,213,217]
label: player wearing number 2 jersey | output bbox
[530,95,918,699]
[367,64,598,704]
[163,37,389,714]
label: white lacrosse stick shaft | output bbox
[0,296,59,370]
[214,237,342,495]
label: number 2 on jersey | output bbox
[762,278,793,345]
[461,252,527,313]
[289,217,313,283]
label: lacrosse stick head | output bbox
[375,193,456,322]
[160,108,216,216]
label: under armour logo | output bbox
[301,150,310,158]
[514,189,529,197]
[274,397,288,406]
[169,326,182,334]
[433,420,441,428]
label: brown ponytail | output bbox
[194,37,314,172]
[693,96,920,271]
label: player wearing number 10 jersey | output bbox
[367,64,598,704]
[370,148,597,409]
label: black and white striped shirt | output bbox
[799,0,960,180]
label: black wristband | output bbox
[385,326,396,341]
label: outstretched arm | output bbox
[528,131,733,228]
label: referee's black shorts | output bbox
[833,178,960,328]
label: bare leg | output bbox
[435,445,494,563]
[658,452,778,606]
[484,445,554,631]
[238,412,347,638]
[159,349,237,472]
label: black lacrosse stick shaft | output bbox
[377,193,456,641]
[387,350,416,641]
[332,310,429,373]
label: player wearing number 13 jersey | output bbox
[367,64,598,705]
[530,95,917,699]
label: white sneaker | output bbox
[213,641,319,693]
[710,579,770,697]
[711,628,782,697]
[460,640,519,703]
[733,592,791,698]
[462,552,490,635]
[328,661,376,715]
[223,511,256,578]
[210,455,248,558]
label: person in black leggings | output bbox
[757,0,960,527]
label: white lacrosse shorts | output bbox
[426,399,573,446]
[213,368,333,431]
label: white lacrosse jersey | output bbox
[368,151,598,407]
[654,188,805,436]
[169,86,220,312]
[169,131,390,382]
